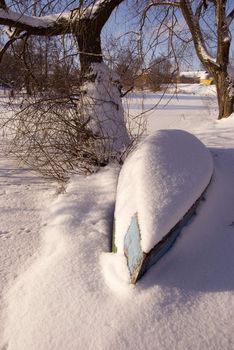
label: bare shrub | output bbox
[146,56,177,92]
[2,90,145,182]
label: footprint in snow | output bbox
[0,230,9,235]
[0,230,11,239]
[19,227,31,234]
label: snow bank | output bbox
[114,130,213,254]
[3,166,120,350]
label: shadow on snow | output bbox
[137,146,234,294]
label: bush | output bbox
[2,90,145,182]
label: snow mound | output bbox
[3,166,120,350]
[114,130,213,254]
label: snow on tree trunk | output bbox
[74,19,131,154]
[82,62,131,153]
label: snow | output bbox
[0,1,106,30]
[0,157,56,344]
[169,83,216,96]
[0,8,71,28]
[84,62,130,152]
[114,130,213,254]
[82,0,111,19]
[1,86,234,349]
[180,70,209,79]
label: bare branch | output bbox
[180,0,217,66]
[0,36,16,61]
[0,1,124,37]
[0,8,73,36]
[0,28,26,62]
[149,0,180,6]
[227,8,234,27]
[195,0,204,20]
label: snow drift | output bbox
[2,89,234,350]
[114,129,214,256]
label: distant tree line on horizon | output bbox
[0,0,233,181]
[0,36,180,95]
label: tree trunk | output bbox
[179,0,234,119]
[213,69,234,119]
[198,58,234,119]
[75,20,103,81]
[74,21,130,153]
[71,1,131,153]
[25,73,32,96]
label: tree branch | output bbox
[195,0,204,20]
[0,1,124,37]
[227,8,234,27]
[0,8,72,36]
[0,28,27,61]
[149,0,180,6]
[216,0,230,67]
[90,0,124,29]
[179,0,217,66]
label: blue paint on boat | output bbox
[124,215,144,275]
[123,213,185,283]
[123,185,210,284]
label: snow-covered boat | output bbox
[112,130,213,284]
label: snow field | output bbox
[1,88,234,349]
[0,156,55,344]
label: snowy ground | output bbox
[1,86,234,349]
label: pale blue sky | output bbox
[103,1,234,71]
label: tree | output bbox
[0,35,80,94]
[147,56,175,91]
[104,34,143,92]
[143,0,234,119]
[0,0,135,180]
[0,0,130,149]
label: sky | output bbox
[103,0,234,71]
